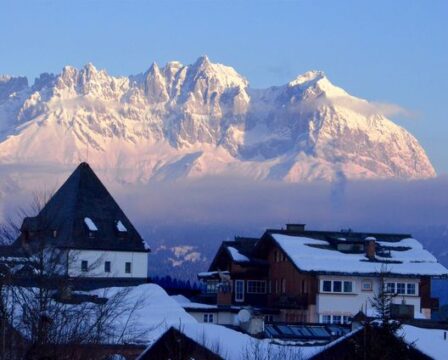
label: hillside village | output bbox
[0,162,447,359]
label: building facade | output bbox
[199,224,447,324]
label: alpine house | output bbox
[198,224,448,325]
[10,162,150,281]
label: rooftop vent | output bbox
[286,224,306,232]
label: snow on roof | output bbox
[84,217,98,231]
[227,246,250,262]
[171,295,218,310]
[116,220,127,232]
[272,234,448,276]
[401,324,448,360]
[198,270,230,278]
[7,283,196,345]
[87,284,197,343]
[140,322,324,360]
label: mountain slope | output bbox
[0,57,435,182]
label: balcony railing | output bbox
[271,294,309,309]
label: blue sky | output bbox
[1,0,447,173]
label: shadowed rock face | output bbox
[0,58,435,182]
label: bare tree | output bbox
[242,338,304,360]
[0,192,147,359]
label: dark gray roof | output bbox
[208,236,268,270]
[17,162,149,253]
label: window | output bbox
[407,283,416,295]
[206,280,218,294]
[125,262,132,274]
[322,279,353,293]
[362,280,373,291]
[281,278,286,293]
[385,281,417,295]
[333,281,342,293]
[332,315,342,324]
[322,280,332,292]
[385,282,395,293]
[81,260,88,272]
[104,261,111,273]
[301,279,306,294]
[321,314,352,324]
[247,280,267,294]
[275,280,279,294]
[218,281,231,293]
[235,280,245,302]
[203,313,214,323]
[268,280,272,294]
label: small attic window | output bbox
[84,217,98,232]
[116,220,127,232]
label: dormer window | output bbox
[84,217,98,238]
[116,220,127,232]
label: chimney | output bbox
[365,237,376,260]
[286,224,306,232]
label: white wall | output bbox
[67,249,148,278]
[189,311,235,325]
[316,275,424,321]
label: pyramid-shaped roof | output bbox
[18,162,149,253]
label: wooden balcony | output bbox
[421,297,439,311]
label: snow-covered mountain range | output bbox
[0,56,435,183]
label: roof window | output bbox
[84,217,98,232]
[116,220,127,232]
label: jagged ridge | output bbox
[0,56,436,182]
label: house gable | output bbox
[16,162,149,254]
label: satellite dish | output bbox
[237,309,251,323]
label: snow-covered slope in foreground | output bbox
[0,57,435,182]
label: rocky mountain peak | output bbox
[0,58,436,182]
[0,75,28,102]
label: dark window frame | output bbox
[322,280,332,292]
[247,280,267,294]
[235,280,245,302]
[333,281,342,293]
[81,260,88,272]
[343,281,353,293]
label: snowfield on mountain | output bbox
[0,56,435,183]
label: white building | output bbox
[13,162,150,281]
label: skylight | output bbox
[84,217,98,231]
[116,220,127,232]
